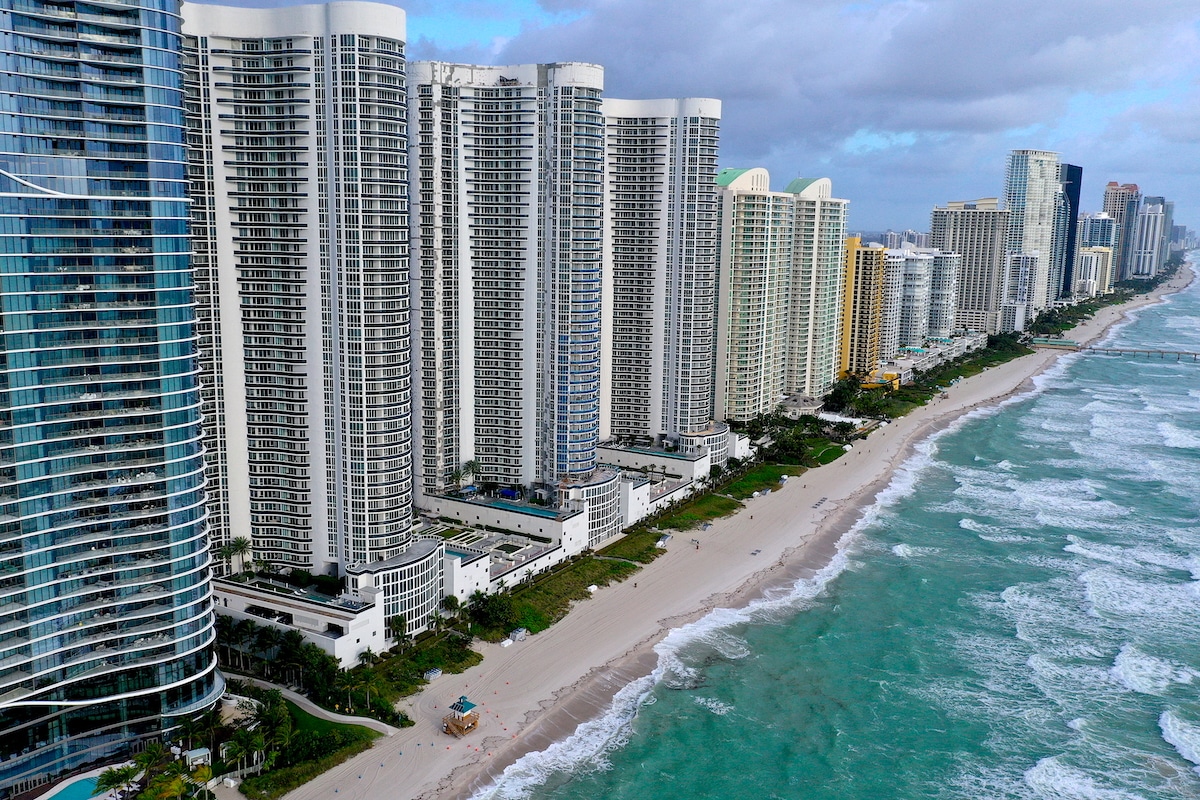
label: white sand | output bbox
[280,266,1193,800]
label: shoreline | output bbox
[279,264,1194,800]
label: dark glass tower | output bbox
[1059,163,1083,296]
[0,0,220,793]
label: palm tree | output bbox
[460,459,481,486]
[357,647,376,668]
[440,595,460,621]
[188,765,212,795]
[335,671,356,712]
[133,742,170,788]
[386,614,408,649]
[94,765,139,798]
[228,537,252,574]
[253,625,283,677]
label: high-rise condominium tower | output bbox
[1078,212,1117,249]
[1102,182,1140,281]
[409,62,605,496]
[714,168,793,421]
[927,251,961,340]
[184,1,413,573]
[930,199,1010,334]
[1004,149,1061,314]
[1057,163,1082,297]
[783,178,848,398]
[602,98,722,444]
[1130,197,1168,278]
[840,237,886,377]
[0,0,221,791]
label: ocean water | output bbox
[473,261,1200,800]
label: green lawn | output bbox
[510,556,638,634]
[724,464,806,499]
[285,699,378,738]
[598,528,669,564]
[657,493,743,530]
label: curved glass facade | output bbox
[0,0,220,793]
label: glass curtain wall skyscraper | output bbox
[0,0,220,792]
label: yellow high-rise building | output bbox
[840,237,886,378]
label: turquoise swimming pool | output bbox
[45,776,97,800]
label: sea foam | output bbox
[1160,710,1200,775]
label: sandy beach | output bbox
[277,264,1193,800]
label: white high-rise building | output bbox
[783,178,849,398]
[1131,198,1168,278]
[927,251,961,339]
[408,62,618,522]
[930,199,1010,334]
[184,2,416,573]
[1004,149,1062,312]
[714,168,793,421]
[1001,253,1037,333]
[879,249,907,360]
[1075,247,1115,297]
[602,97,723,445]
[889,248,933,349]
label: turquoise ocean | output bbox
[474,255,1200,800]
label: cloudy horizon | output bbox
[195,0,1200,232]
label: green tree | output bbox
[93,765,139,798]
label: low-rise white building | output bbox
[214,578,386,668]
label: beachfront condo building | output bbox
[889,248,933,350]
[0,0,223,791]
[1058,163,1083,298]
[714,169,848,420]
[714,168,793,421]
[408,60,622,546]
[927,251,961,340]
[840,237,886,377]
[783,178,849,399]
[184,1,414,573]
[602,98,728,450]
[879,248,906,361]
[183,3,444,635]
[929,199,1010,334]
[1003,149,1062,313]
[1078,212,1118,250]
[1075,247,1115,297]
[1001,253,1037,333]
[1102,182,1141,281]
[1130,197,1170,279]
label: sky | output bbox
[201,0,1200,232]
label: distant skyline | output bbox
[196,0,1200,231]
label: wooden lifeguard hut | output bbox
[442,695,480,737]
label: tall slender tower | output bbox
[714,168,794,421]
[1102,182,1141,281]
[0,0,221,790]
[408,62,606,495]
[602,97,722,444]
[1057,163,1083,297]
[1004,149,1061,313]
[840,237,886,376]
[184,1,413,572]
[783,178,848,398]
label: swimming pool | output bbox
[43,776,97,800]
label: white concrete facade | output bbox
[930,199,1010,334]
[715,168,793,421]
[184,1,415,572]
[408,61,606,500]
[602,98,723,444]
[784,178,849,398]
[1076,247,1115,297]
[1004,149,1062,313]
